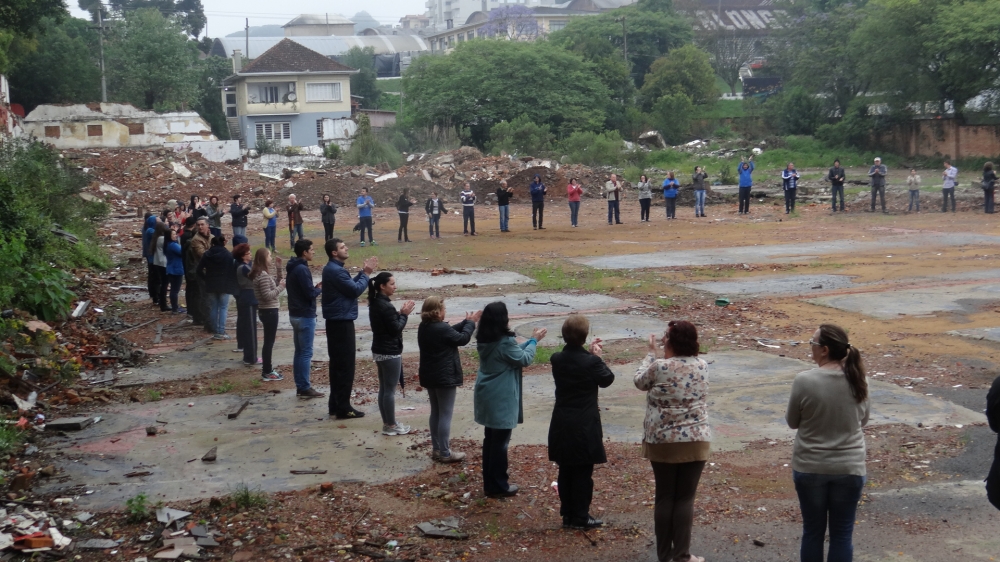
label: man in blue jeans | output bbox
[496,181,512,232]
[285,239,324,399]
[357,188,375,246]
[322,238,377,419]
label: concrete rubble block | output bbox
[421,169,433,182]
[416,517,468,540]
[78,538,118,549]
[374,172,398,183]
[45,417,95,431]
[155,507,191,525]
[170,162,192,178]
[98,183,122,195]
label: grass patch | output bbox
[146,389,162,401]
[691,99,746,119]
[124,492,151,523]
[212,380,235,394]
[229,482,268,509]
[656,296,674,309]
[533,345,556,365]
[0,425,24,456]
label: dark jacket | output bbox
[869,164,887,187]
[142,216,157,264]
[782,168,800,190]
[829,166,846,187]
[496,187,512,206]
[179,229,194,276]
[230,203,249,227]
[529,181,546,203]
[319,202,337,224]
[396,198,414,213]
[369,294,409,355]
[547,345,615,465]
[285,257,320,318]
[424,198,447,215]
[987,375,1000,510]
[984,169,997,190]
[321,259,368,321]
[417,319,475,388]
[196,246,238,295]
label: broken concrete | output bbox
[511,313,667,346]
[683,274,857,296]
[809,283,1000,319]
[24,103,218,150]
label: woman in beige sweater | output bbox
[249,248,285,381]
[786,323,870,562]
[634,320,709,562]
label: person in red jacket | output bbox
[567,178,583,227]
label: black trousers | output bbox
[147,262,161,304]
[870,184,886,211]
[942,188,956,212]
[153,265,168,311]
[738,187,752,213]
[652,461,706,562]
[236,290,257,364]
[323,222,334,241]
[664,198,676,219]
[359,216,373,242]
[258,308,278,375]
[986,189,995,214]
[639,198,651,221]
[398,213,410,241]
[327,320,356,415]
[831,184,845,211]
[532,201,544,228]
[482,427,513,495]
[784,188,797,213]
[558,463,594,521]
[463,206,476,234]
[184,272,205,324]
[607,199,621,223]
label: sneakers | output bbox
[212,334,232,340]
[382,424,411,436]
[335,408,366,419]
[437,451,466,463]
[296,388,325,399]
[486,484,519,498]
[173,307,187,314]
[233,347,243,353]
[262,370,283,381]
[360,241,366,247]
[371,240,377,246]
[563,516,604,530]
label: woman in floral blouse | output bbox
[634,320,709,562]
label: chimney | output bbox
[232,49,243,73]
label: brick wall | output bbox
[879,119,1000,160]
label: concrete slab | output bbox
[574,232,1000,269]
[947,327,1000,343]
[71,350,983,509]
[310,270,534,290]
[683,274,856,297]
[809,283,1000,319]
[511,313,667,347]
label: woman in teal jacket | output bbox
[474,302,547,498]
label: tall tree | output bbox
[9,17,101,111]
[341,46,381,109]
[106,8,199,110]
[482,5,539,40]
[698,28,758,96]
[192,55,230,139]
[0,0,66,37]
[640,44,719,109]
[100,0,206,37]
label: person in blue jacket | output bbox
[474,302,547,497]
[357,188,375,246]
[662,172,679,219]
[142,214,161,306]
[164,229,186,314]
[738,157,755,215]
[529,174,547,230]
[322,238,378,418]
[782,162,800,214]
[286,239,324,399]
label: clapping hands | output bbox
[400,300,416,315]
[466,310,483,322]
[363,256,378,275]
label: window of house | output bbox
[255,122,291,141]
[467,31,474,41]
[316,119,323,138]
[87,124,102,136]
[259,86,279,103]
[306,82,341,102]
[44,126,60,138]
[548,20,567,32]
[127,122,145,135]
[225,93,236,105]
[457,34,464,43]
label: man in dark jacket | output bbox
[828,160,846,212]
[142,214,160,306]
[322,238,377,418]
[286,239,323,399]
[195,235,237,339]
[529,175,547,229]
[869,157,887,213]
[548,314,615,529]
[425,192,446,239]
[230,194,249,239]
[987,375,1000,510]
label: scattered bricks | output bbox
[320,482,333,493]
[23,536,55,549]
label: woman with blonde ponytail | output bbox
[786,323,870,562]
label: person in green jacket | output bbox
[474,302,547,498]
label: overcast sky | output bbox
[68,0,427,38]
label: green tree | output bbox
[341,46,381,109]
[192,55,231,139]
[698,28,757,96]
[640,44,718,109]
[106,0,206,37]
[763,87,823,135]
[401,40,609,145]
[0,0,66,37]
[106,8,200,110]
[8,18,101,112]
[649,92,693,145]
[486,115,554,156]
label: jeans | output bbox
[427,386,457,456]
[166,273,183,312]
[870,184,885,212]
[832,184,845,211]
[258,308,278,375]
[398,213,410,241]
[785,188,797,213]
[288,315,315,392]
[558,463,594,521]
[986,189,995,213]
[289,222,303,249]
[264,225,276,251]
[639,198,651,221]
[482,427,514,495]
[694,189,706,216]
[652,460,706,562]
[326,320,356,415]
[153,265,168,311]
[942,187,955,212]
[209,227,221,238]
[793,471,866,562]
[323,222,334,241]
[147,262,161,305]
[462,206,476,234]
[738,186,752,213]
[376,357,402,426]
[232,226,246,239]
[428,214,440,237]
[607,199,620,223]
[664,198,676,219]
[359,216,373,242]
[567,201,579,226]
[236,290,257,364]
[908,189,920,212]
[532,201,545,228]
[498,205,510,231]
[206,292,230,336]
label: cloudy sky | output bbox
[68,0,427,37]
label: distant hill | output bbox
[226,25,285,37]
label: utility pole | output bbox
[97,9,107,102]
[614,15,627,63]
[245,18,249,61]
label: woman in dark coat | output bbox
[549,314,615,529]
[987,375,1000,510]
[417,296,480,463]
[369,272,416,436]
[319,194,337,240]
[983,162,997,214]
[196,235,238,339]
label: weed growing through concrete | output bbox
[146,389,162,401]
[657,297,674,308]
[213,380,235,394]
[485,516,501,539]
[125,492,150,522]
[0,425,24,455]
[230,482,268,509]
